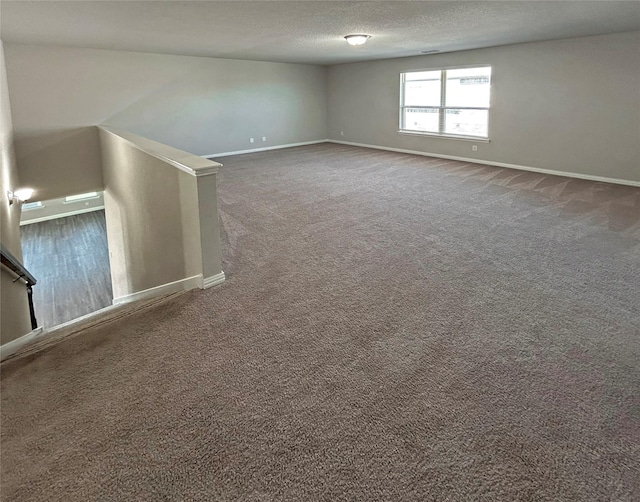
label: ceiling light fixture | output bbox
[344,34,371,46]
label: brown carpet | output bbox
[1,144,639,501]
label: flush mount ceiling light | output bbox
[344,34,371,46]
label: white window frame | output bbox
[22,201,43,211]
[64,192,100,203]
[399,65,492,142]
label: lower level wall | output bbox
[20,192,104,225]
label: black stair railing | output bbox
[1,243,38,330]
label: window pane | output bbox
[403,71,441,106]
[444,109,488,137]
[403,107,439,133]
[405,70,441,81]
[64,192,98,202]
[445,67,491,107]
[22,201,43,211]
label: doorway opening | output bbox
[20,191,113,328]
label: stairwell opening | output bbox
[19,191,113,328]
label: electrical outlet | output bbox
[250,138,254,143]
[262,136,267,142]
[340,131,345,136]
[472,145,478,152]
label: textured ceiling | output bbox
[2,1,640,65]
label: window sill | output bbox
[398,130,490,143]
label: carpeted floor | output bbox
[1,144,639,501]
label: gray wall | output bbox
[4,31,638,205]
[100,129,198,300]
[0,41,33,345]
[327,31,640,183]
[4,44,328,200]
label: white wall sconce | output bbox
[344,34,371,46]
[7,188,34,205]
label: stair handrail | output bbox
[1,243,38,329]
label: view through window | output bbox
[400,66,492,139]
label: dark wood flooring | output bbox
[20,210,113,328]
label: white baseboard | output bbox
[1,272,227,361]
[1,327,44,361]
[43,303,126,333]
[0,276,205,361]
[202,271,226,289]
[20,205,105,226]
[203,139,329,159]
[112,275,203,306]
[328,140,640,188]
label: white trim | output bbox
[0,283,196,362]
[398,130,491,143]
[64,192,100,203]
[99,126,221,178]
[202,271,226,289]
[328,140,640,187]
[1,327,44,361]
[43,303,125,333]
[140,151,219,178]
[192,165,220,177]
[20,205,105,226]
[202,140,328,159]
[402,63,493,74]
[112,275,202,306]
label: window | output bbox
[22,201,43,211]
[64,192,99,203]
[400,66,491,139]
